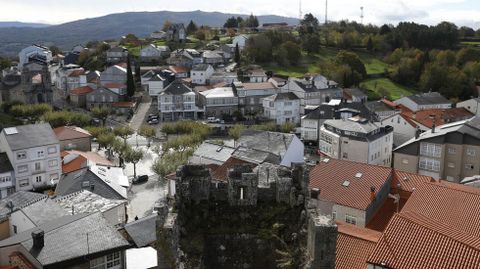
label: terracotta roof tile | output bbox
[61,150,113,173]
[103,83,126,89]
[391,170,435,193]
[401,108,474,129]
[367,211,480,269]
[336,222,381,269]
[242,82,276,90]
[211,157,256,181]
[68,69,85,77]
[112,102,135,108]
[309,159,392,210]
[70,86,93,95]
[53,126,92,141]
[169,65,189,73]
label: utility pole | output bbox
[299,0,302,20]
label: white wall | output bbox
[9,210,36,235]
[458,99,480,116]
[281,136,305,167]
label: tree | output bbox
[139,125,156,148]
[41,111,91,128]
[228,124,246,146]
[186,20,198,35]
[126,56,136,98]
[379,24,391,35]
[114,126,134,145]
[162,20,172,31]
[245,34,273,63]
[456,47,480,66]
[49,46,62,56]
[302,34,321,54]
[0,56,11,70]
[420,63,471,99]
[366,36,374,51]
[195,30,206,40]
[334,50,367,78]
[234,43,241,63]
[244,14,259,28]
[299,13,319,35]
[91,107,111,126]
[281,41,302,66]
[224,16,238,28]
[97,133,117,159]
[85,126,108,139]
[459,26,475,39]
[125,148,144,179]
[11,104,53,123]
[113,139,131,167]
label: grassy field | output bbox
[360,78,417,100]
[460,41,480,46]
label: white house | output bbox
[0,124,61,192]
[0,153,14,199]
[262,92,301,124]
[140,44,170,61]
[191,64,215,85]
[18,45,52,69]
[159,80,203,121]
[232,35,248,49]
[246,69,268,83]
[379,113,420,147]
[100,65,127,85]
[319,118,394,167]
[66,68,87,93]
[146,74,168,96]
[394,92,452,112]
[457,98,480,116]
[202,51,224,65]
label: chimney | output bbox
[412,111,416,119]
[429,114,436,133]
[415,127,421,139]
[32,230,44,249]
[310,188,320,199]
[370,186,376,202]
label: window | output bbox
[465,164,475,170]
[466,148,476,157]
[13,225,17,234]
[332,211,336,220]
[240,187,244,200]
[18,165,28,173]
[284,111,292,116]
[447,162,455,168]
[345,214,357,225]
[48,159,58,167]
[448,147,456,155]
[17,151,26,160]
[35,176,42,183]
[342,152,348,159]
[35,162,41,171]
[420,143,442,158]
[419,157,440,172]
[19,179,29,187]
[402,158,409,164]
[37,151,44,158]
[47,146,57,154]
[285,101,292,106]
[50,173,59,181]
[90,252,121,269]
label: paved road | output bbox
[127,176,167,221]
[130,100,152,131]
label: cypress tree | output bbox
[126,56,135,98]
[234,43,240,64]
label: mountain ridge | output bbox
[0,10,299,56]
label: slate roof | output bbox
[190,141,235,164]
[303,102,371,120]
[336,222,381,269]
[0,212,129,267]
[124,214,157,247]
[191,64,211,71]
[54,190,126,215]
[57,168,127,200]
[1,123,59,151]
[19,198,69,226]
[366,99,398,113]
[367,211,480,269]
[236,130,295,159]
[53,126,91,141]
[0,153,13,174]
[403,92,452,106]
[0,191,47,219]
[263,92,299,102]
[309,159,392,210]
[162,80,192,95]
[323,118,381,134]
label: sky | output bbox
[0,0,480,28]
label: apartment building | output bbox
[262,92,301,124]
[393,116,480,182]
[319,117,394,167]
[158,80,203,121]
[0,124,61,191]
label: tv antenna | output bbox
[360,7,364,24]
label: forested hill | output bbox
[0,10,298,56]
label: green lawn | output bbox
[265,63,321,77]
[360,78,417,100]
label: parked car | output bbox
[132,175,149,184]
[148,118,159,125]
[91,118,101,126]
[207,117,221,123]
[147,114,159,121]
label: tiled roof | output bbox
[53,126,91,141]
[62,150,113,174]
[336,222,381,269]
[367,211,480,269]
[242,82,276,90]
[401,181,480,237]
[70,86,93,95]
[169,65,189,74]
[68,69,85,77]
[62,154,87,174]
[309,159,392,210]
[391,170,435,193]
[112,102,135,108]
[211,157,256,181]
[402,107,474,128]
[103,83,126,89]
